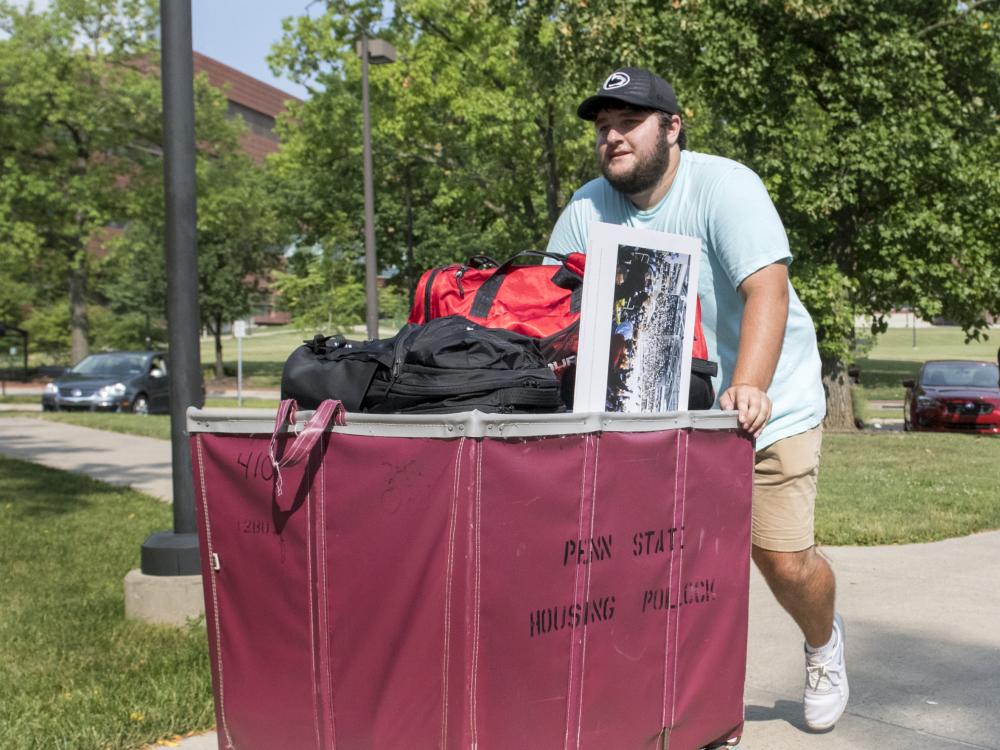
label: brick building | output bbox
[192,51,301,164]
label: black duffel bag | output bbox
[280,315,565,414]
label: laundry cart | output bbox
[188,402,754,750]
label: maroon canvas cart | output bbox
[188,404,753,750]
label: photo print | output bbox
[607,245,691,412]
[574,222,701,413]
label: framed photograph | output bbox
[574,222,701,413]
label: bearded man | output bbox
[546,67,848,732]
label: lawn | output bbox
[816,431,1000,545]
[854,326,997,403]
[199,323,399,389]
[0,393,37,404]
[0,397,280,441]
[0,455,213,750]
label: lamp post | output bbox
[356,32,396,340]
[141,0,203,576]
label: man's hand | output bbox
[719,383,772,438]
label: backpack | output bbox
[281,316,564,414]
[409,251,718,409]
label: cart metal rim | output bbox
[187,406,741,439]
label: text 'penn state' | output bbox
[562,528,685,566]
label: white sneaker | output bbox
[803,613,849,730]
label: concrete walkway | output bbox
[0,416,173,501]
[1,416,997,750]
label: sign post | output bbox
[234,320,247,407]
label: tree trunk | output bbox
[213,313,225,381]
[821,356,858,431]
[69,248,89,363]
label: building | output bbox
[193,52,301,164]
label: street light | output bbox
[356,33,396,340]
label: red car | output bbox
[903,360,1000,434]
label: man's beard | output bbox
[600,129,671,196]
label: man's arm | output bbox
[718,263,789,437]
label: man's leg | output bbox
[751,545,834,648]
[752,426,848,730]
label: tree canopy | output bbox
[269,0,998,422]
[0,0,290,369]
[0,0,163,361]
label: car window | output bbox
[921,363,998,388]
[71,353,147,377]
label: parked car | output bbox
[902,360,1000,434]
[41,351,170,415]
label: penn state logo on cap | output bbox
[603,71,631,91]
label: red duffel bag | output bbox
[409,251,585,335]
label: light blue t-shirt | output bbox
[546,150,825,449]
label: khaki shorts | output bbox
[752,426,823,552]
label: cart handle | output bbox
[269,398,346,499]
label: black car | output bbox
[41,351,170,414]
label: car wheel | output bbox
[131,394,150,416]
[42,404,55,412]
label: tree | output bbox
[267,0,624,300]
[272,245,367,332]
[0,0,163,362]
[112,144,288,379]
[642,0,1000,427]
[270,0,999,426]
[195,153,286,378]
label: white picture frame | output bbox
[573,221,702,413]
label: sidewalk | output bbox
[0,417,173,501]
[1,417,997,750]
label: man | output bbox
[547,67,848,731]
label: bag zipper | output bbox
[382,375,558,398]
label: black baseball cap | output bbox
[577,67,680,121]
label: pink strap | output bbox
[269,399,346,499]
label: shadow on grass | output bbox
[0,455,118,517]
[204,358,283,387]
[854,358,920,391]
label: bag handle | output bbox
[466,254,501,269]
[469,250,582,318]
[269,398,346,501]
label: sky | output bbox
[7,0,315,99]
[191,1,313,100]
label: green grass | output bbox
[0,455,213,750]
[23,412,173,439]
[199,323,399,388]
[852,358,921,401]
[0,394,38,404]
[817,431,1000,545]
[204,397,280,410]
[859,326,997,361]
[854,326,997,404]
[0,398,280,441]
